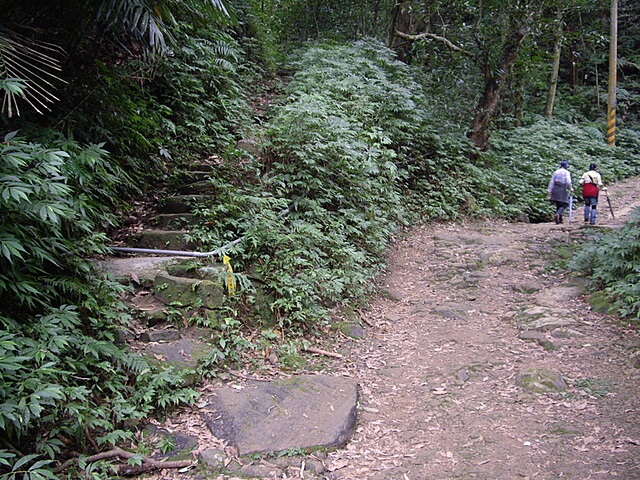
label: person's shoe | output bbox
[559,215,563,224]
[590,221,596,225]
[554,214,559,224]
[584,219,589,223]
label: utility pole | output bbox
[607,0,618,146]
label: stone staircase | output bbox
[95,154,361,475]
[99,156,234,370]
[137,163,217,251]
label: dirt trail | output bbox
[324,178,640,479]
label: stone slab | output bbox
[143,336,212,369]
[202,374,358,455]
[160,195,215,213]
[137,230,195,250]
[97,256,184,285]
[154,273,225,308]
[151,213,196,230]
[534,286,583,307]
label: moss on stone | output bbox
[588,290,616,314]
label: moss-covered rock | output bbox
[339,323,366,339]
[154,273,225,309]
[516,367,568,394]
[588,290,616,314]
[280,352,308,369]
[136,230,196,250]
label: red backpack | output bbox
[582,175,599,197]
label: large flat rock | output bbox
[97,256,184,285]
[202,374,358,455]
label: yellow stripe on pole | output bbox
[607,108,616,145]
[607,0,618,147]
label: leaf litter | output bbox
[324,177,640,480]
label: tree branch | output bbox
[55,447,195,476]
[394,30,475,58]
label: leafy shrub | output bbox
[570,208,640,320]
[0,132,197,477]
[34,60,171,187]
[0,133,118,310]
[251,40,413,327]
[152,23,252,165]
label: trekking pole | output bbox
[605,189,615,219]
[569,195,574,223]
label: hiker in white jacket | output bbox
[579,163,606,225]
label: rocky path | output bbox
[142,178,640,480]
[323,178,640,479]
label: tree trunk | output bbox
[387,2,417,62]
[468,20,529,151]
[544,9,564,117]
[512,64,525,127]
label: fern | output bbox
[570,208,640,319]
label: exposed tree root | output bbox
[55,447,194,476]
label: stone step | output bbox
[133,229,196,251]
[202,374,358,455]
[141,331,214,370]
[150,213,196,230]
[97,256,186,287]
[177,180,216,195]
[178,170,212,181]
[166,262,226,281]
[186,158,221,172]
[160,195,215,214]
[154,272,225,309]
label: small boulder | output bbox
[154,273,225,309]
[199,448,227,469]
[516,367,568,394]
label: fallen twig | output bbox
[357,309,375,327]
[303,346,343,358]
[55,447,194,476]
[228,370,273,382]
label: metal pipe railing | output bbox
[108,236,245,258]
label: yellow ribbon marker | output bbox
[222,255,235,296]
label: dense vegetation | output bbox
[1,0,640,477]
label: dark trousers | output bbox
[554,201,569,217]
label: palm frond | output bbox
[0,28,66,118]
[97,0,174,49]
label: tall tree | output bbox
[392,0,545,151]
[543,7,564,117]
[468,9,530,150]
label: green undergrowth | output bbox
[570,208,640,323]
[188,39,640,337]
[0,133,199,479]
[0,12,269,475]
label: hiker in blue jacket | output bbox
[548,161,573,224]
